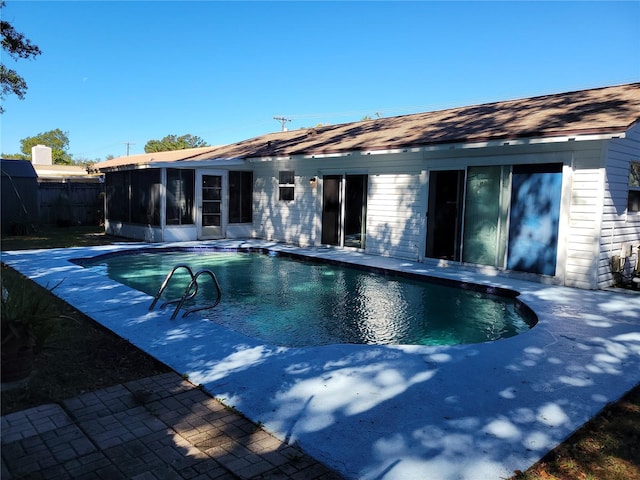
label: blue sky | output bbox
[1,1,639,161]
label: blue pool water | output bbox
[82,250,535,347]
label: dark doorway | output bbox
[344,175,368,248]
[321,175,341,245]
[425,170,464,260]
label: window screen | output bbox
[629,162,640,212]
[229,171,253,223]
[166,169,194,225]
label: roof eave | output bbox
[252,126,633,159]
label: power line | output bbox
[123,141,136,156]
[273,116,291,132]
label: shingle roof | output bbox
[94,82,640,171]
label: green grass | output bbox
[511,386,640,480]
[1,225,167,415]
[1,224,131,251]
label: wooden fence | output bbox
[38,182,104,226]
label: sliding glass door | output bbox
[507,164,562,275]
[462,166,510,267]
[425,164,562,275]
[425,170,464,260]
[321,174,368,248]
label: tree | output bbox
[630,163,640,187]
[21,129,73,165]
[1,152,28,160]
[0,1,42,113]
[144,134,209,153]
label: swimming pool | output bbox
[78,248,536,347]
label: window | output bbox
[104,170,161,226]
[105,171,129,222]
[279,170,295,201]
[628,162,640,212]
[166,169,194,225]
[130,170,161,225]
[229,171,253,223]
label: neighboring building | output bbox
[93,83,640,290]
[2,147,104,229]
[34,163,102,183]
[30,144,102,183]
[32,156,103,225]
[30,144,104,226]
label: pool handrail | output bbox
[149,264,222,320]
[149,264,197,311]
[173,269,222,320]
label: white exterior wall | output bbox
[251,158,320,246]
[358,150,424,260]
[249,150,426,260]
[105,220,164,242]
[598,123,640,288]
[563,141,607,289]
[248,142,615,288]
[366,172,423,260]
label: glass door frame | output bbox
[196,169,227,240]
[320,171,368,249]
[424,169,466,261]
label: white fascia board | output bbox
[422,132,627,152]
[248,148,422,161]
[247,155,296,163]
[99,158,246,172]
[360,147,422,156]
[242,132,627,162]
[151,158,246,168]
[303,152,354,159]
[100,163,151,172]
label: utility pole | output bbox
[273,116,291,132]
[123,141,136,156]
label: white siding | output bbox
[367,172,423,260]
[563,142,607,289]
[250,151,425,259]
[247,142,620,289]
[598,123,640,288]
[251,159,320,246]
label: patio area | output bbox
[2,240,639,480]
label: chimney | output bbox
[32,144,53,165]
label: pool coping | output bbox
[2,239,640,480]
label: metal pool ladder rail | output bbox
[149,264,222,320]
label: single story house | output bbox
[94,83,640,290]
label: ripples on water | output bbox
[85,251,534,347]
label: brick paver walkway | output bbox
[1,372,343,479]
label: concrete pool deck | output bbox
[2,240,639,480]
